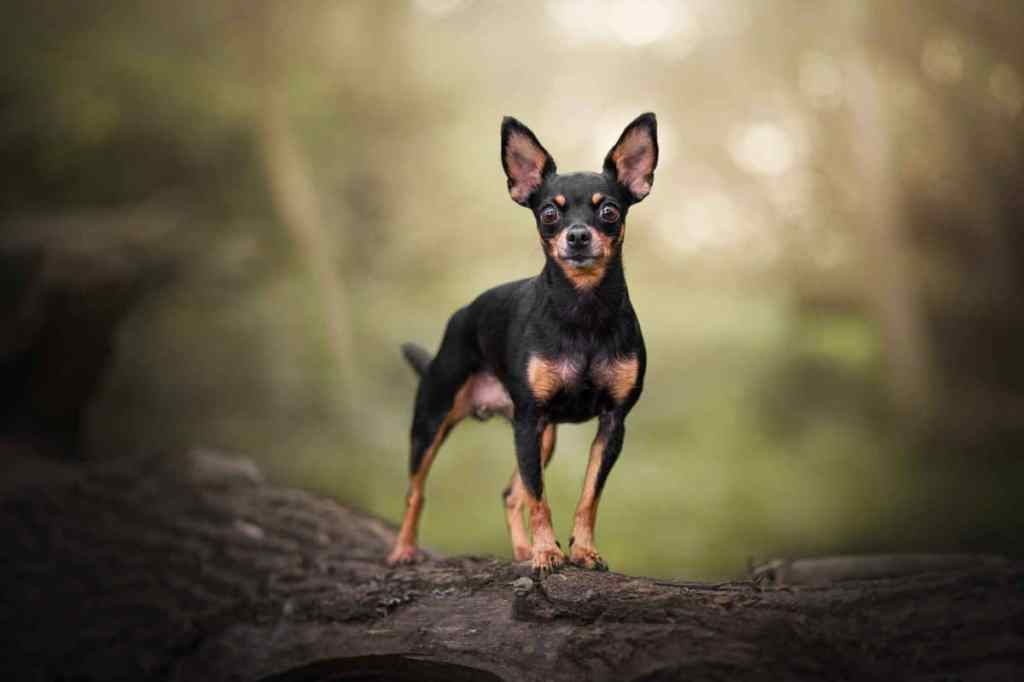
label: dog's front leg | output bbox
[514,410,565,576]
[570,410,625,571]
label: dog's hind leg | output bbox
[502,423,556,561]
[387,311,476,565]
[386,377,473,565]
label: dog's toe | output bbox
[570,546,609,571]
[532,545,566,577]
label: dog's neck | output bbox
[539,254,629,330]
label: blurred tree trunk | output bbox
[845,7,935,421]
[256,3,357,415]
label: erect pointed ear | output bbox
[501,116,556,206]
[603,112,658,203]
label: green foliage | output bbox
[5,0,1024,578]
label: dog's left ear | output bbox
[501,117,556,206]
[604,113,658,203]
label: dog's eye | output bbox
[599,204,620,223]
[540,206,560,226]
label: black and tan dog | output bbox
[387,113,658,574]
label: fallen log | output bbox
[1,448,1020,681]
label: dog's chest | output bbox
[527,352,639,412]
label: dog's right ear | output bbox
[604,112,658,203]
[501,117,556,206]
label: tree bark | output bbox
[1,448,1020,682]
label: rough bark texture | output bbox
[1,448,1021,682]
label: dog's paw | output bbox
[386,543,421,566]
[531,544,566,577]
[570,545,609,571]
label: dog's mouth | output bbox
[559,253,599,269]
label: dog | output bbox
[387,113,658,575]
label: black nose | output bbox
[566,225,591,248]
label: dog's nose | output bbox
[566,225,591,248]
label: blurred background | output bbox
[2,0,1023,580]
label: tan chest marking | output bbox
[592,354,640,403]
[527,355,582,402]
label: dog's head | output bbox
[501,113,658,290]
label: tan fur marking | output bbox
[504,424,556,561]
[549,226,614,290]
[388,379,475,563]
[593,354,639,403]
[553,194,566,207]
[592,229,616,258]
[526,491,564,572]
[549,230,568,259]
[527,355,579,402]
[592,192,604,206]
[504,473,532,560]
[571,432,605,554]
[562,264,606,290]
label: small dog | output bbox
[387,113,658,574]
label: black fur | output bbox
[402,113,657,512]
[400,342,432,377]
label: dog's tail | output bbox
[400,342,432,378]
